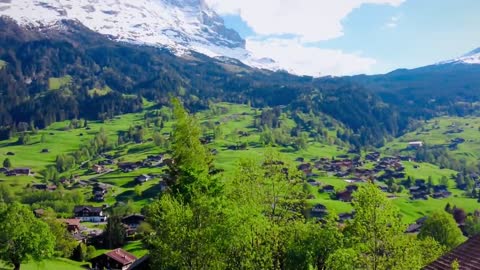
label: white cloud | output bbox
[247,38,376,76]
[206,0,405,42]
[205,0,405,75]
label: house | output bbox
[338,212,355,223]
[408,141,424,149]
[33,209,45,218]
[345,185,358,193]
[311,204,327,213]
[365,152,381,162]
[306,179,320,186]
[31,183,57,191]
[61,219,81,233]
[74,206,107,222]
[90,248,138,270]
[310,204,328,218]
[122,214,145,229]
[135,174,151,184]
[336,190,353,202]
[93,192,105,202]
[122,214,145,235]
[424,235,480,270]
[322,185,335,193]
[7,168,31,176]
[118,162,141,173]
[405,223,422,234]
[92,165,107,174]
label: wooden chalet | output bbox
[61,218,81,233]
[91,248,138,270]
[74,205,107,222]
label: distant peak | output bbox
[462,47,480,58]
[438,47,480,65]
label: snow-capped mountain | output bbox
[439,48,480,65]
[0,0,277,69]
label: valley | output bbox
[2,101,479,242]
[0,1,479,268]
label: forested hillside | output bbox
[0,17,405,146]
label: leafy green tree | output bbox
[418,211,464,249]
[3,158,11,168]
[346,183,407,269]
[325,248,358,270]
[0,183,14,203]
[41,209,78,258]
[152,131,164,147]
[135,185,143,197]
[338,183,441,269]
[293,132,309,150]
[146,193,226,270]
[439,176,449,186]
[86,245,96,261]
[465,215,480,237]
[0,203,55,270]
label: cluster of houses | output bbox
[92,183,110,202]
[301,151,457,220]
[409,181,452,200]
[298,153,410,186]
[34,205,147,249]
[90,154,166,175]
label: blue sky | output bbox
[207,0,480,76]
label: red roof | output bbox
[424,235,480,270]
[62,219,81,226]
[106,248,137,266]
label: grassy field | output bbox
[385,116,480,163]
[0,258,86,270]
[88,86,113,97]
[48,76,72,90]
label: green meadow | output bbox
[1,104,480,242]
[385,116,480,163]
[48,76,72,90]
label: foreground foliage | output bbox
[143,101,446,270]
[0,203,55,270]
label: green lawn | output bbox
[88,86,113,97]
[1,103,478,239]
[0,258,86,270]
[49,76,72,90]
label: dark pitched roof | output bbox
[424,235,480,270]
[74,205,102,213]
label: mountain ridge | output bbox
[0,0,280,70]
